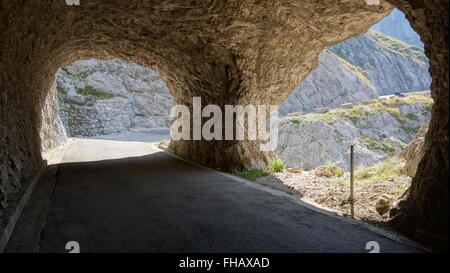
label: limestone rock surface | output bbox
[57,59,173,136]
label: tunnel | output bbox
[0,0,448,249]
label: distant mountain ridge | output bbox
[280,30,431,115]
[370,8,424,48]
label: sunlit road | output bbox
[6,136,423,253]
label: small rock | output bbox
[288,167,303,173]
[375,194,393,216]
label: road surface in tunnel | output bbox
[6,136,423,253]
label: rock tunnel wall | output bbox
[386,0,449,247]
[0,0,447,246]
[40,80,67,151]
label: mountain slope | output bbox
[278,93,433,170]
[280,30,431,115]
[329,30,431,95]
[279,50,379,115]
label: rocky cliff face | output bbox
[280,30,431,115]
[56,59,173,137]
[329,30,431,95]
[277,93,432,171]
[279,50,379,115]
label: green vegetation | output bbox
[355,157,405,183]
[63,99,87,106]
[407,94,432,102]
[310,105,366,124]
[401,125,419,134]
[380,97,407,107]
[409,90,431,96]
[423,102,433,115]
[240,170,269,181]
[385,108,405,123]
[291,116,302,124]
[368,30,428,67]
[406,113,419,121]
[267,160,286,173]
[76,85,117,99]
[364,137,396,156]
[57,85,67,94]
[306,94,432,125]
[74,69,98,79]
[158,140,170,149]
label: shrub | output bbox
[365,137,396,156]
[380,141,396,156]
[406,113,419,121]
[267,160,286,173]
[240,170,268,181]
[57,85,67,94]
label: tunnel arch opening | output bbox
[39,58,174,153]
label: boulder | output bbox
[376,193,394,216]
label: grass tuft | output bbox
[355,157,405,183]
[240,170,269,181]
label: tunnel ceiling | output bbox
[0,0,448,248]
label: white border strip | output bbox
[154,144,428,252]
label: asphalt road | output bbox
[6,137,423,253]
